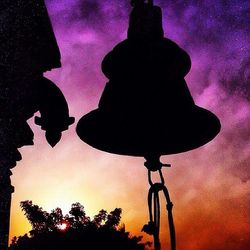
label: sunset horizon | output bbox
[6,0,250,249]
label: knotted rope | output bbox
[142,157,176,250]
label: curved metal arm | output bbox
[34,77,75,147]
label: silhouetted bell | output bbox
[76,1,221,157]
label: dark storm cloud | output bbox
[71,0,103,24]
[220,57,250,100]
[158,0,250,100]
[65,0,130,29]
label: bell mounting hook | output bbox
[130,0,154,7]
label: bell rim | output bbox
[76,107,221,157]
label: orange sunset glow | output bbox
[7,1,250,250]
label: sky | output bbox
[10,0,250,249]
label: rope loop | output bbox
[151,183,164,192]
[143,156,176,250]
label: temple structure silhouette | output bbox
[0,1,74,249]
[77,1,221,249]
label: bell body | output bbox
[99,38,193,115]
[76,3,221,157]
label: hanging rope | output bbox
[142,157,176,250]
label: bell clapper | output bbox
[143,155,176,250]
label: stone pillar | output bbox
[0,168,14,250]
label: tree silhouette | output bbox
[9,201,150,250]
[68,202,90,229]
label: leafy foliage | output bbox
[9,201,150,250]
